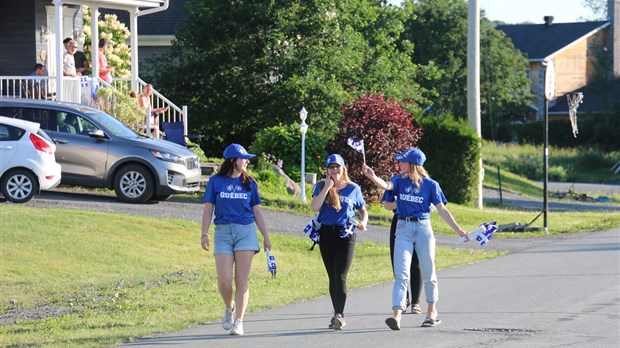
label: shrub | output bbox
[505,113,620,151]
[249,124,329,182]
[417,115,480,205]
[328,94,424,202]
[548,165,568,182]
[95,87,144,131]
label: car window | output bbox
[0,123,26,141]
[57,112,97,136]
[0,107,55,131]
[85,110,141,138]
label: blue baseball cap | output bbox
[394,148,426,165]
[325,154,345,167]
[223,143,255,159]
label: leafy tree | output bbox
[400,0,531,140]
[580,0,608,20]
[328,93,423,202]
[249,124,329,182]
[145,0,432,157]
[82,7,131,78]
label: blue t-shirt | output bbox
[381,189,397,215]
[312,180,366,226]
[389,175,447,220]
[203,175,261,225]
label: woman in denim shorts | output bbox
[310,154,368,330]
[363,148,468,330]
[201,143,272,336]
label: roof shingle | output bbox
[496,21,608,60]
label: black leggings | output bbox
[390,214,422,306]
[319,225,356,316]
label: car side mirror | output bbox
[88,129,106,138]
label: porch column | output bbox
[90,5,99,88]
[53,0,64,100]
[130,7,139,91]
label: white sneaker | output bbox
[331,313,346,330]
[230,318,244,336]
[222,303,235,330]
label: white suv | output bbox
[0,116,62,203]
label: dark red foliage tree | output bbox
[328,93,424,202]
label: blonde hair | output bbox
[323,165,352,212]
[404,163,429,188]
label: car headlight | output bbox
[151,150,185,165]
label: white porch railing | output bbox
[98,77,188,136]
[0,75,189,137]
[0,76,51,100]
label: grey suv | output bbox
[0,98,201,203]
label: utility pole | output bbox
[467,0,483,209]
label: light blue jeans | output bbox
[392,219,437,309]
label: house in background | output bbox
[496,0,620,121]
[0,0,190,135]
[497,17,610,120]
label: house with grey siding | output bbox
[0,0,190,135]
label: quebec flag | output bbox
[457,221,498,246]
[347,137,365,154]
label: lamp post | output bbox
[299,107,308,203]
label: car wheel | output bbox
[1,169,38,203]
[113,164,154,203]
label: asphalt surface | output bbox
[114,228,619,348]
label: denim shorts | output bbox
[213,223,260,255]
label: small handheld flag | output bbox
[347,137,366,164]
[456,221,498,246]
[265,248,277,279]
[303,215,321,250]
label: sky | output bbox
[480,0,594,24]
[387,0,596,24]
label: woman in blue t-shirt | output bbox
[201,143,272,336]
[310,154,368,330]
[382,189,423,315]
[363,148,468,330]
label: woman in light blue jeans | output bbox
[363,147,468,330]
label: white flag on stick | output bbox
[347,137,366,163]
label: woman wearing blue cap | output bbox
[201,143,272,336]
[363,148,468,330]
[311,153,368,330]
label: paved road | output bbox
[116,228,620,348]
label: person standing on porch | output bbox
[62,40,80,77]
[97,39,114,84]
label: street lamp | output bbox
[299,107,308,203]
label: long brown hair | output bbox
[320,165,352,212]
[403,163,429,188]
[217,158,255,191]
